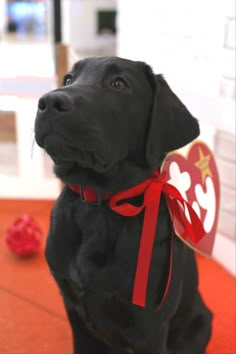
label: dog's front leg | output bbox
[65,305,110,354]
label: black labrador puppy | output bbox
[34,57,212,354]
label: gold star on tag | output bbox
[194,147,213,183]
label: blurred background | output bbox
[0,0,235,274]
[0,1,235,353]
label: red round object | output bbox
[6,215,42,257]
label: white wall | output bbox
[63,0,116,52]
[117,0,226,98]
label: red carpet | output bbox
[0,199,235,354]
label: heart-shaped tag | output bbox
[161,141,220,256]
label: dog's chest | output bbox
[45,188,178,349]
[46,190,143,299]
[46,191,148,346]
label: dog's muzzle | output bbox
[35,91,73,147]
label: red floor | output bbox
[0,199,235,354]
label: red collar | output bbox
[68,171,205,311]
[68,184,112,204]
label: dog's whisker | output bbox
[28,127,36,159]
[31,137,36,159]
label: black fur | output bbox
[35,56,212,354]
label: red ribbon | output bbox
[109,171,205,309]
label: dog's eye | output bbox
[63,74,73,86]
[110,78,129,90]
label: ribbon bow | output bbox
[109,171,205,309]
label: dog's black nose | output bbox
[38,91,73,113]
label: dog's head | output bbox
[35,57,199,192]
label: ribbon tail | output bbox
[166,197,205,244]
[132,186,162,307]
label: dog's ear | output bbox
[146,74,200,168]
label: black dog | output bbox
[35,57,212,354]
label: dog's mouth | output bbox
[42,134,113,174]
[35,132,131,191]
[53,156,110,174]
[52,152,111,176]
